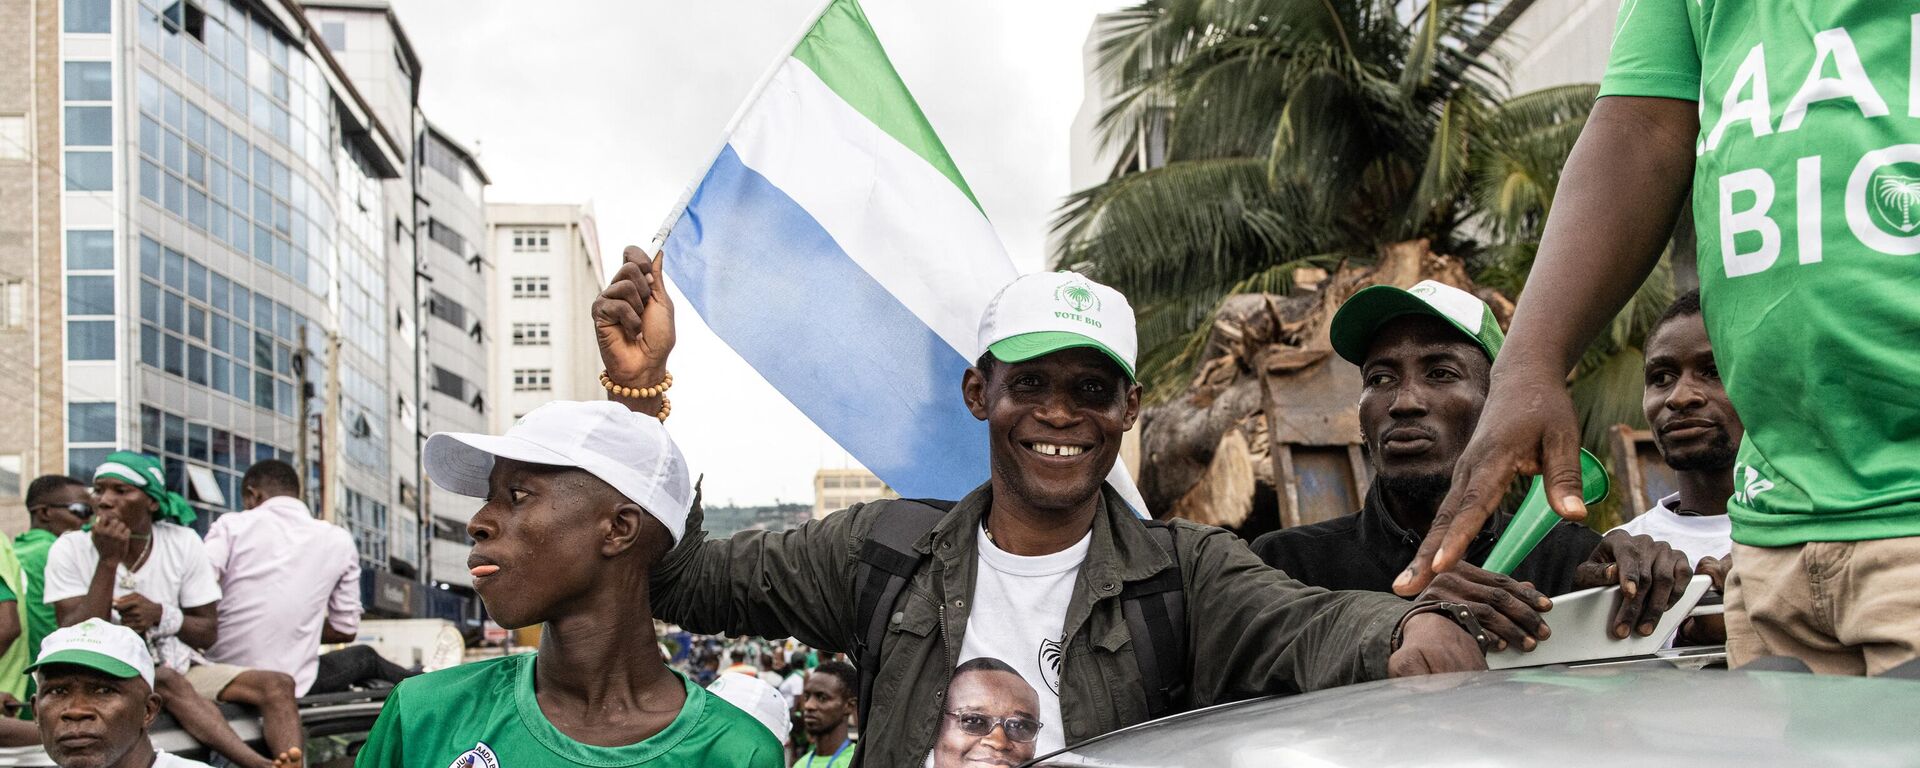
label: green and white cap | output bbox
[1330,280,1504,365]
[977,271,1137,381]
[27,618,155,687]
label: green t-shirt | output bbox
[797,739,857,768]
[1600,1,1920,547]
[13,530,58,667]
[355,653,782,768]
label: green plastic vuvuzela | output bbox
[1484,448,1610,575]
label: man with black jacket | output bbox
[592,248,1489,766]
[1252,281,1692,651]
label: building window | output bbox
[511,229,550,252]
[68,402,116,443]
[319,21,346,52]
[510,276,549,298]
[426,218,466,255]
[0,115,26,161]
[0,455,20,500]
[66,275,114,316]
[64,106,112,146]
[427,291,468,329]
[67,230,114,269]
[1,281,25,328]
[63,62,112,101]
[431,365,471,400]
[511,322,550,346]
[512,368,551,392]
[68,320,116,360]
[65,151,112,190]
[63,0,110,33]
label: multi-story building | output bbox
[485,202,605,432]
[304,1,489,615]
[300,0,425,585]
[1,0,492,627]
[812,467,894,521]
[0,0,406,542]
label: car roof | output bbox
[1031,667,1920,767]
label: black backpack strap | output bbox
[1120,521,1188,719]
[851,498,953,729]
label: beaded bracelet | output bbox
[600,370,673,399]
[601,371,672,422]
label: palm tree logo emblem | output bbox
[1872,171,1920,233]
[1057,284,1100,313]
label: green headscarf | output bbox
[92,451,197,527]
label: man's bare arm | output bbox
[1397,95,1700,595]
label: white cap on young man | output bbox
[976,271,1138,381]
[422,400,694,543]
[28,618,156,688]
[708,672,792,746]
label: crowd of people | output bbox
[5,2,1914,767]
[3,457,417,768]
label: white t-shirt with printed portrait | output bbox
[927,526,1089,767]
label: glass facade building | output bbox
[52,0,404,541]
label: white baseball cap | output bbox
[977,271,1138,381]
[423,400,694,543]
[708,672,791,746]
[28,618,156,688]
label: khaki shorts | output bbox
[1726,536,1920,676]
[183,663,249,700]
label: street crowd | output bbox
[7,1,1918,767]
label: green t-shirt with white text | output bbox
[1601,1,1920,547]
[355,654,782,768]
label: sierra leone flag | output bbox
[657,0,1145,509]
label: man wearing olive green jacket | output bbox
[595,250,1489,767]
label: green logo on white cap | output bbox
[1057,282,1100,313]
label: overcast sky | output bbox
[393,0,1128,506]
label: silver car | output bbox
[1031,665,1920,767]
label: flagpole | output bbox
[649,0,843,252]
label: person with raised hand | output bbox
[1387,0,1920,676]
[591,246,1488,767]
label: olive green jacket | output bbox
[651,483,1414,766]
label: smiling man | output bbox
[29,618,212,768]
[933,658,1041,768]
[355,401,781,767]
[593,249,1489,767]
[1251,281,1691,650]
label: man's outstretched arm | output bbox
[1395,95,1699,596]
[1183,525,1484,704]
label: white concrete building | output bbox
[813,467,894,521]
[485,203,606,433]
[1489,0,1623,95]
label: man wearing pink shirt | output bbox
[203,461,400,696]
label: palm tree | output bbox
[1056,0,1605,391]
[1057,0,1671,524]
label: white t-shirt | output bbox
[929,526,1089,767]
[155,751,216,767]
[43,522,224,672]
[1612,493,1733,570]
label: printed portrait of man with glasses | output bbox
[934,657,1043,768]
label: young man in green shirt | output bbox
[18,476,93,678]
[1396,2,1920,674]
[356,400,781,767]
[794,661,857,768]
